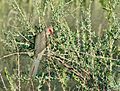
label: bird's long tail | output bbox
[29,49,46,77]
[29,57,40,77]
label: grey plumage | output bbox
[35,30,48,57]
[29,30,48,77]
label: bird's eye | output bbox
[48,28,53,35]
[49,29,52,32]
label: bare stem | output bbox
[0,70,8,91]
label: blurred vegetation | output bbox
[0,0,120,91]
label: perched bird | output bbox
[29,26,53,77]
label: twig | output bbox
[17,52,21,91]
[51,52,90,75]
[0,52,31,60]
[49,57,66,91]
[51,53,86,80]
[79,51,119,61]
[10,28,21,91]
[69,48,119,61]
[0,70,8,91]
[46,47,51,91]
[30,79,35,91]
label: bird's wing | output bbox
[35,31,47,57]
[29,31,48,77]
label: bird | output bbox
[29,26,53,77]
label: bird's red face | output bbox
[46,27,53,35]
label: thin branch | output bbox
[50,51,119,80]
[50,52,91,75]
[0,51,119,62]
[69,49,119,61]
[51,52,87,80]
[30,79,35,91]
[17,52,21,91]
[79,51,119,61]
[0,70,8,91]
[49,57,66,91]
[0,52,32,60]
[46,46,51,91]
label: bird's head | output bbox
[46,26,53,35]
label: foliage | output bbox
[0,0,120,91]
